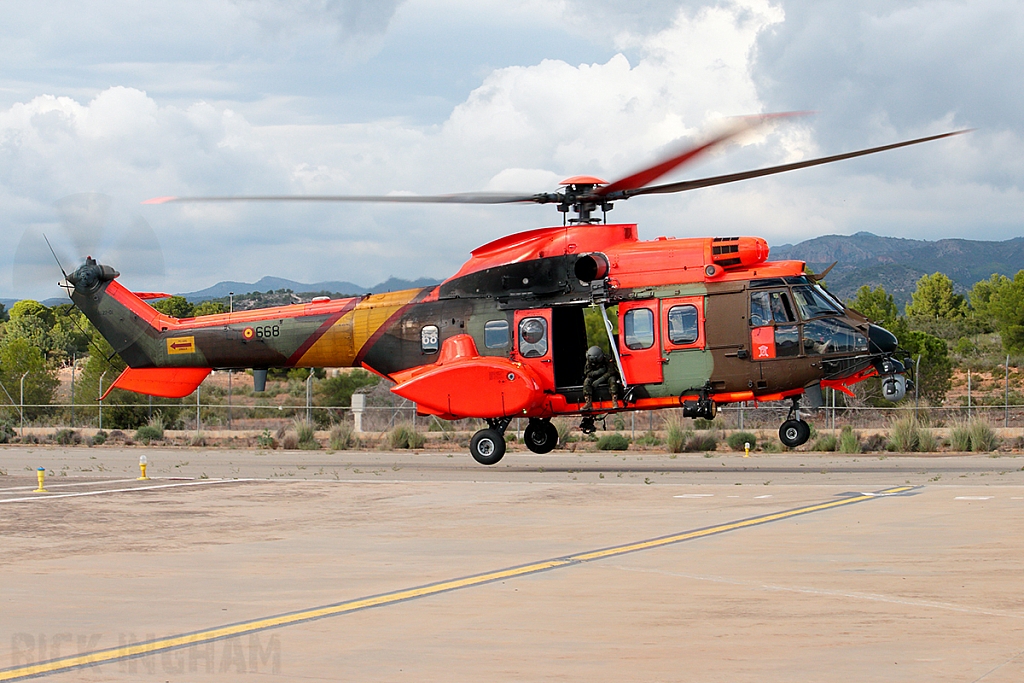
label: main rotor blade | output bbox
[143,191,555,205]
[594,112,806,197]
[614,130,971,199]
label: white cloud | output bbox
[0,0,1020,302]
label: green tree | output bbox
[316,369,380,407]
[905,273,967,320]
[9,300,54,327]
[152,296,195,318]
[849,285,899,327]
[976,270,1024,353]
[193,301,227,316]
[900,329,953,405]
[0,302,8,323]
[0,337,60,418]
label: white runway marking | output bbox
[955,496,993,500]
[674,494,713,498]
[754,494,773,499]
[0,477,156,492]
[0,478,256,503]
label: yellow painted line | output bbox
[0,485,915,681]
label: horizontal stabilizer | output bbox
[133,292,172,300]
[103,366,212,399]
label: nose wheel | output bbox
[778,396,811,448]
[779,419,811,448]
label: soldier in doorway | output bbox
[582,345,623,411]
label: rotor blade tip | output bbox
[142,196,178,205]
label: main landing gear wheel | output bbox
[779,419,811,448]
[524,419,559,454]
[470,428,506,465]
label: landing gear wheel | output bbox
[470,428,506,465]
[779,419,811,448]
[524,420,559,454]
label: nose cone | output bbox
[867,324,898,354]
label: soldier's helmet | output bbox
[586,346,605,362]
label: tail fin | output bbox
[69,257,211,397]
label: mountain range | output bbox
[771,232,1024,308]
[178,276,441,303]
[4,232,1021,312]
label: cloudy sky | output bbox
[1,0,1019,300]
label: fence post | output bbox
[70,352,76,428]
[98,370,107,431]
[914,354,921,422]
[20,371,28,439]
[1006,355,1011,428]
[196,384,201,438]
[967,369,972,419]
[351,394,365,433]
[305,371,313,426]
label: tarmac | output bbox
[1,446,1023,681]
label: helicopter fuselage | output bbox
[71,222,902,425]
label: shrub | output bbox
[665,418,687,453]
[693,418,721,430]
[257,429,277,450]
[295,421,320,450]
[727,431,758,451]
[838,426,861,454]
[917,428,938,452]
[861,433,887,452]
[190,434,207,447]
[388,423,425,449]
[811,434,837,452]
[329,422,358,450]
[54,429,81,446]
[949,420,972,451]
[108,430,125,442]
[597,433,630,451]
[968,419,1000,452]
[634,431,662,447]
[91,430,107,446]
[684,431,718,453]
[134,424,163,444]
[888,416,920,453]
[762,439,783,453]
[281,432,299,449]
[0,420,14,444]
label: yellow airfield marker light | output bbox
[34,467,48,493]
[137,455,150,481]
[744,441,751,458]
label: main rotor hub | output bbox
[558,176,612,224]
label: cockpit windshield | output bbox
[792,285,842,320]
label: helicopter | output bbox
[62,115,965,464]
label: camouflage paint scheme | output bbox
[71,222,894,420]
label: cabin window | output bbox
[802,319,867,355]
[484,319,510,348]
[624,308,655,350]
[774,325,800,357]
[421,325,439,353]
[518,317,548,358]
[792,285,842,320]
[666,305,699,345]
